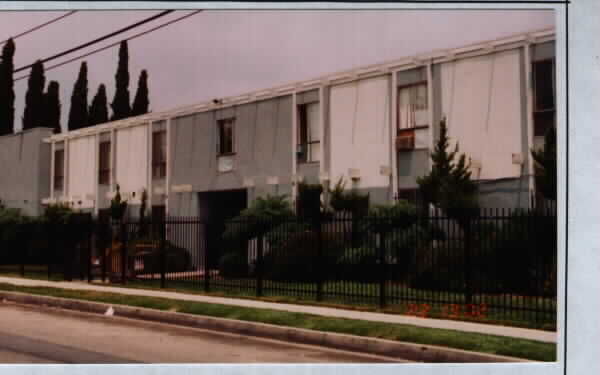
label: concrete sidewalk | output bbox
[0,276,556,343]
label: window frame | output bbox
[217,118,236,156]
[98,141,111,185]
[152,130,167,179]
[296,102,321,164]
[396,80,429,134]
[532,57,556,137]
[53,149,65,191]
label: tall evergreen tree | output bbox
[44,81,61,134]
[0,38,16,135]
[417,118,478,224]
[22,60,45,130]
[131,70,149,116]
[68,62,89,131]
[110,41,131,120]
[89,84,109,126]
[531,126,557,201]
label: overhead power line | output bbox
[0,11,78,45]
[15,10,202,82]
[13,10,175,74]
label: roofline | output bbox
[46,27,555,143]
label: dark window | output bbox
[54,149,64,191]
[297,103,320,163]
[98,141,111,185]
[217,118,235,155]
[152,131,167,179]
[532,59,556,137]
[397,82,428,131]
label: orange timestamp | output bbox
[405,303,488,319]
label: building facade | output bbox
[0,28,556,220]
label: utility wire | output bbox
[13,10,175,73]
[15,10,202,82]
[0,11,78,45]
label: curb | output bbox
[0,291,531,363]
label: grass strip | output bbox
[0,282,555,362]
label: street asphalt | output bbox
[0,303,407,364]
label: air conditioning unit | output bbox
[396,134,415,150]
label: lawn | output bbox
[0,282,556,362]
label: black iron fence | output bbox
[2,207,556,327]
[88,206,556,327]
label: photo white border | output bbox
[0,1,595,375]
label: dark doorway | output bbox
[199,189,248,268]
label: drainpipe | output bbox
[524,41,535,208]
[390,70,398,201]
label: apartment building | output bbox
[0,28,556,220]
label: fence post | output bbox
[47,223,52,280]
[87,215,92,283]
[379,229,387,309]
[204,222,210,293]
[256,231,264,297]
[121,222,128,284]
[464,216,473,306]
[20,224,25,277]
[160,217,166,289]
[316,215,323,302]
[101,220,108,283]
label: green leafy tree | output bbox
[138,189,148,237]
[44,81,61,134]
[88,84,109,126]
[131,69,149,116]
[68,62,89,131]
[417,118,478,225]
[22,60,45,130]
[0,38,16,135]
[531,126,556,201]
[111,41,131,121]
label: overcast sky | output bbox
[0,9,554,132]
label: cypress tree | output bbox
[68,62,89,131]
[88,84,109,126]
[0,38,15,135]
[131,69,149,116]
[531,126,557,201]
[417,118,478,225]
[44,81,61,134]
[22,60,45,130]
[110,41,131,120]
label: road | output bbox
[0,303,406,364]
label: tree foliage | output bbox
[417,118,478,224]
[111,41,131,121]
[22,60,45,130]
[0,38,16,135]
[44,81,61,134]
[531,126,556,201]
[88,84,109,126]
[131,69,149,116]
[67,62,89,131]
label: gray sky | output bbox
[0,9,554,132]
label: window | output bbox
[397,82,428,131]
[98,141,111,185]
[54,149,64,191]
[152,131,167,179]
[297,102,320,163]
[217,118,235,155]
[532,59,555,137]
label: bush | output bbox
[262,224,348,282]
[335,246,379,282]
[218,251,250,278]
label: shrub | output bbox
[335,246,379,282]
[296,182,323,220]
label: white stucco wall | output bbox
[440,49,523,180]
[328,75,391,188]
[67,135,96,207]
[115,125,148,202]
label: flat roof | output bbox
[46,27,555,143]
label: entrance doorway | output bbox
[198,189,248,268]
